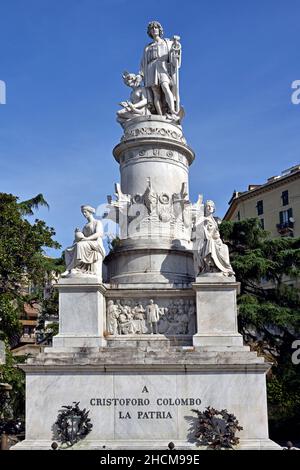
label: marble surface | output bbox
[62,205,105,279]
[106,246,194,284]
[15,347,279,449]
[192,277,243,347]
[52,277,107,349]
[116,22,183,125]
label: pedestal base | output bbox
[192,276,242,348]
[193,333,244,348]
[13,438,280,450]
[106,335,171,349]
[52,335,107,349]
[53,276,107,349]
[14,346,280,450]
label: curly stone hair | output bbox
[147,21,164,38]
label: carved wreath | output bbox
[55,401,93,446]
[192,406,243,449]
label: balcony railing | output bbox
[276,221,294,236]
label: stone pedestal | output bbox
[51,276,107,349]
[13,347,280,450]
[192,275,244,348]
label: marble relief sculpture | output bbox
[187,299,196,335]
[146,299,160,334]
[62,205,105,278]
[105,178,193,241]
[106,300,119,335]
[105,298,196,336]
[194,200,235,277]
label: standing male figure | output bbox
[146,299,160,334]
[140,21,181,118]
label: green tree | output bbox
[220,218,300,439]
[0,192,62,421]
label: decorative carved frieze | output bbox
[120,148,188,167]
[122,126,186,144]
[105,179,193,241]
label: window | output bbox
[280,210,288,225]
[279,208,293,226]
[256,200,263,215]
[281,190,289,206]
[237,211,240,221]
[278,208,294,236]
[259,219,264,229]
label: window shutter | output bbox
[279,211,284,224]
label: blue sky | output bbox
[0,0,299,255]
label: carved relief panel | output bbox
[106,298,196,336]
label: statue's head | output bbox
[147,21,163,39]
[81,205,96,218]
[205,200,215,216]
[122,71,142,88]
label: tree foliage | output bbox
[0,193,60,297]
[17,193,49,216]
[0,192,62,421]
[220,218,300,438]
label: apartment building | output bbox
[224,165,300,238]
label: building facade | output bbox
[11,275,59,357]
[224,165,300,239]
[224,165,300,288]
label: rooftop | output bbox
[228,165,300,206]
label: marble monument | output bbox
[14,21,279,450]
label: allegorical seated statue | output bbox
[116,71,150,125]
[61,205,105,279]
[194,200,235,277]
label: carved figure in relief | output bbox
[146,299,160,334]
[132,303,148,334]
[143,178,158,215]
[118,310,136,335]
[158,307,169,334]
[106,300,119,335]
[177,299,188,334]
